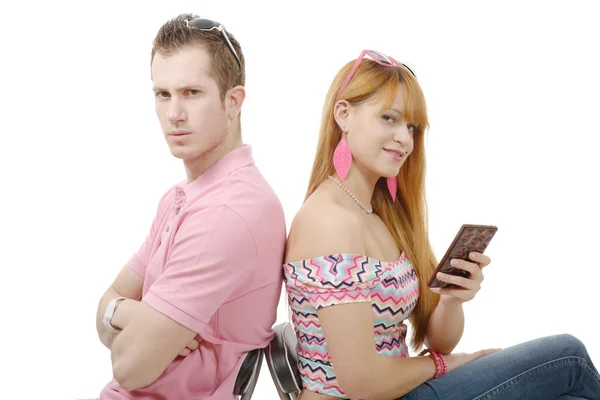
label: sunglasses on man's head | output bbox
[336,49,416,99]
[186,18,241,68]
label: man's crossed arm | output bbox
[96,265,200,391]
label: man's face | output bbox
[151,45,228,161]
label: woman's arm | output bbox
[318,302,438,399]
[425,252,492,353]
[424,296,464,354]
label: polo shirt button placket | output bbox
[166,190,186,235]
[175,191,186,214]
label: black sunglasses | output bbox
[186,18,241,68]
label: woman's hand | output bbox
[431,252,491,304]
[442,347,501,373]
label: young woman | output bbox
[283,50,599,400]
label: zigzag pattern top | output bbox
[284,252,419,398]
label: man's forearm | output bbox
[96,287,141,349]
[424,297,465,354]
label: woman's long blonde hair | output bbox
[305,58,439,351]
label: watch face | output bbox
[104,297,126,332]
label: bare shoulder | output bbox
[285,193,365,263]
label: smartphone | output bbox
[427,224,498,289]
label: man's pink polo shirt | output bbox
[100,145,286,400]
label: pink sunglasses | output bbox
[336,49,416,99]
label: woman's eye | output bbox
[156,91,169,99]
[407,124,417,134]
[188,89,200,96]
[382,114,397,123]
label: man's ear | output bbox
[225,85,246,120]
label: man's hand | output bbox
[178,336,202,356]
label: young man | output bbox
[95,14,286,399]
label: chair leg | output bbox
[273,386,292,400]
[266,357,292,400]
[239,349,264,400]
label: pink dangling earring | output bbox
[387,177,398,202]
[333,135,352,181]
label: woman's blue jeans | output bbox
[399,334,600,399]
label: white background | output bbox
[1,1,599,399]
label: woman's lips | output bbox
[385,148,405,162]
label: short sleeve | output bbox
[284,254,386,310]
[127,190,171,278]
[143,204,258,335]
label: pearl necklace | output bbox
[327,175,373,214]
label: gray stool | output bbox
[234,348,264,399]
[265,323,302,399]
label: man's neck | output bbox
[184,134,243,182]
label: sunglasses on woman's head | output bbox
[336,49,416,99]
[186,18,242,68]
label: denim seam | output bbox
[472,356,597,400]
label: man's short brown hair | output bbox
[151,13,246,100]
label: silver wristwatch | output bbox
[103,296,127,334]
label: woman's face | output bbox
[337,87,416,180]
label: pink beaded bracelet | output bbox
[418,348,448,378]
